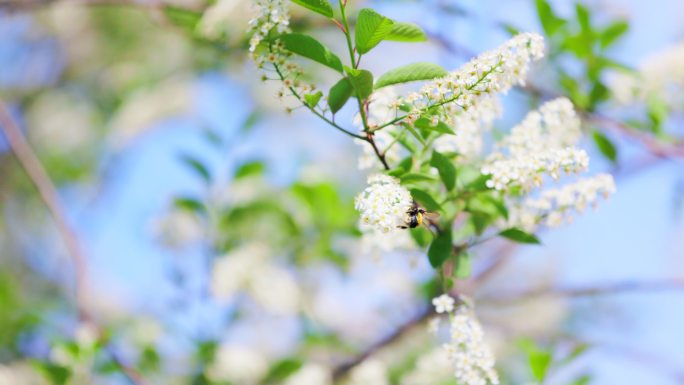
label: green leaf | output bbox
[592,130,617,163]
[409,188,441,212]
[500,228,541,244]
[355,8,395,54]
[385,22,427,42]
[400,173,437,184]
[263,358,303,382]
[290,0,333,18]
[163,6,202,32]
[414,117,455,135]
[534,0,565,36]
[280,33,343,73]
[454,252,471,279]
[304,91,323,108]
[519,339,553,382]
[430,150,457,191]
[173,196,205,214]
[328,78,354,113]
[375,62,448,89]
[575,3,592,34]
[180,154,211,183]
[347,69,374,101]
[35,362,72,385]
[600,20,629,49]
[235,161,266,179]
[428,230,452,268]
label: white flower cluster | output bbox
[356,88,402,170]
[501,98,581,156]
[395,33,544,128]
[248,0,315,103]
[609,40,684,110]
[482,98,589,191]
[207,344,269,385]
[355,174,413,233]
[284,364,331,385]
[434,95,501,161]
[482,148,589,191]
[507,173,616,231]
[401,348,453,385]
[349,359,390,385]
[432,296,499,385]
[211,243,300,315]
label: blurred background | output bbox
[1,0,684,384]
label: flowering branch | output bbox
[0,99,148,385]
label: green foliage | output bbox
[519,338,553,382]
[346,68,374,101]
[535,0,566,36]
[279,33,344,72]
[430,151,456,191]
[354,8,395,54]
[499,228,541,244]
[413,117,455,135]
[375,62,448,89]
[600,20,629,49]
[428,230,452,268]
[592,130,618,163]
[180,154,211,183]
[304,91,323,108]
[453,252,471,279]
[35,362,72,385]
[290,0,334,18]
[263,358,303,383]
[385,22,428,42]
[410,188,442,212]
[328,77,354,113]
[234,161,266,180]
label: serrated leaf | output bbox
[355,8,395,54]
[290,0,333,18]
[414,117,454,135]
[347,69,374,101]
[328,78,354,113]
[428,230,452,268]
[592,130,617,163]
[410,188,441,212]
[304,91,323,108]
[600,20,629,49]
[385,22,427,42]
[375,62,448,89]
[454,252,471,279]
[500,228,541,244]
[280,33,343,72]
[430,150,457,191]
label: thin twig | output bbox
[0,99,148,385]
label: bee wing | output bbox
[423,212,441,221]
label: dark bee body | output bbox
[399,202,436,229]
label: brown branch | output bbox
[484,278,684,303]
[0,100,148,385]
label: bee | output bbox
[398,201,440,229]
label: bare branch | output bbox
[0,99,148,385]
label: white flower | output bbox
[284,364,331,385]
[428,317,441,335]
[432,294,455,314]
[433,95,501,161]
[354,174,413,233]
[401,348,453,385]
[207,344,268,385]
[349,359,389,385]
[396,33,545,130]
[359,225,416,259]
[501,97,581,156]
[210,244,268,302]
[443,306,499,385]
[248,264,300,315]
[482,148,590,191]
[507,173,616,231]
